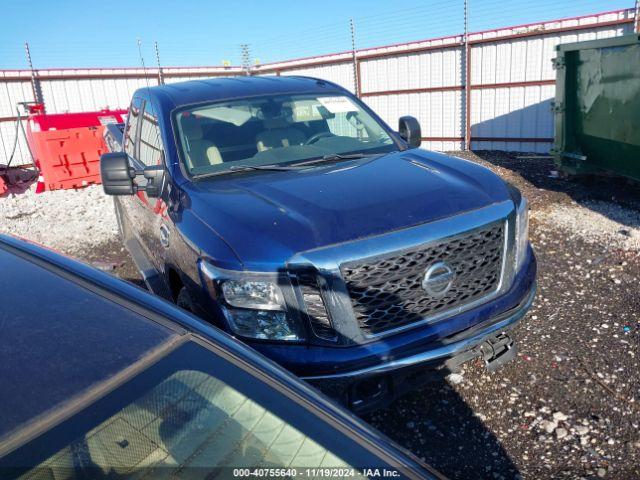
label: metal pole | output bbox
[350,19,360,97]
[635,0,640,33]
[137,39,151,89]
[155,41,164,85]
[463,0,471,151]
[24,42,44,108]
[241,44,251,76]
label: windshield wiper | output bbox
[194,153,382,179]
[195,164,302,178]
[290,153,372,167]
[228,164,302,172]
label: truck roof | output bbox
[141,75,346,110]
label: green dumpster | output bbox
[552,34,640,181]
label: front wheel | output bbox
[176,287,196,312]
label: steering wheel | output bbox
[305,131,334,145]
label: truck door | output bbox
[130,98,169,274]
[119,97,147,255]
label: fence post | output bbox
[241,44,251,76]
[136,39,153,91]
[24,42,44,109]
[350,19,360,97]
[155,42,164,85]
[463,0,471,151]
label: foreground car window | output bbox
[174,93,397,176]
[2,341,398,479]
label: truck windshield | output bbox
[174,93,398,177]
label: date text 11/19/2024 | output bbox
[232,467,401,477]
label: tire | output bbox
[176,287,196,313]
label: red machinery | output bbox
[25,105,127,193]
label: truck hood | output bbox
[183,149,511,270]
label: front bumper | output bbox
[304,281,535,381]
[250,246,536,378]
[308,279,535,413]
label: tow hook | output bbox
[480,333,517,371]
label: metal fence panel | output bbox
[364,89,464,151]
[0,118,31,168]
[0,81,33,118]
[468,16,634,152]
[360,47,462,93]
[280,62,356,93]
[0,8,636,167]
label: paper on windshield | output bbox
[317,96,358,113]
[195,106,253,126]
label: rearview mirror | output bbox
[399,116,422,148]
[100,152,134,195]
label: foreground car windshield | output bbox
[174,93,398,176]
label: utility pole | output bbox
[350,19,360,97]
[240,44,251,76]
[463,0,471,151]
[635,0,640,33]
[24,42,44,109]
[155,41,164,85]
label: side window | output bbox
[123,97,142,159]
[138,100,164,167]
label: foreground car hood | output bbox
[183,149,511,270]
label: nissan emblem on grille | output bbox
[341,222,505,336]
[422,262,455,298]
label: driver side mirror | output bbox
[101,152,134,195]
[100,152,165,198]
[398,116,422,148]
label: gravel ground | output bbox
[535,201,640,251]
[1,152,639,479]
[0,181,141,282]
[0,183,118,254]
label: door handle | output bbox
[160,224,170,248]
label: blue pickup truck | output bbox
[100,76,536,411]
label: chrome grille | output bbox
[341,222,505,336]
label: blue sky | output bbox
[0,0,632,69]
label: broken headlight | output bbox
[221,280,285,311]
[200,261,303,341]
